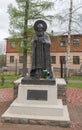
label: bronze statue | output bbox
[30,20,53,79]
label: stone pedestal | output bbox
[1,79,70,127]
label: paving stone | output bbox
[0,88,13,102]
[0,87,82,105]
[67,88,82,105]
[0,88,82,130]
[68,105,82,123]
[0,123,72,130]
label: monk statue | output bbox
[30,20,53,79]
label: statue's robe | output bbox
[30,32,53,78]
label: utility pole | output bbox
[65,0,73,83]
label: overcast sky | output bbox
[0,0,16,41]
[0,0,82,41]
[0,0,82,54]
[0,0,16,54]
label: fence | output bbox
[0,59,82,78]
[53,59,82,78]
[0,59,31,75]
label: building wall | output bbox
[6,53,31,73]
[50,35,82,52]
[50,35,82,71]
[6,34,82,73]
[51,52,82,70]
[6,40,18,53]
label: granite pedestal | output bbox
[1,79,70,127]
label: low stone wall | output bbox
[57,84,67,105]
[57,78,67,105]
[13,77,23,99]
[14,83,19,99]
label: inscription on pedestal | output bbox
[27,90,47,101]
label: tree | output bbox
[8,0,54,76]
[0,42,6,55]
[53,0,82,82]
[65,0,73,82]
[0,55,6,68]
[64,0,82,82]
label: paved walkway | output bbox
[0,88,13,102]
[67,88,82,104]
[0,87,82,104]
[0,87,82,130]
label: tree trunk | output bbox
[22,0,29,76]
[23,50,27,76]
[65,0,73,82]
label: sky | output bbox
[0,0,82,54]
[0,0,16,54]
[0,0,16,41]
[0,0,82,40]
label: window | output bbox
[10,42,15,48]
[73,39,80,46]
[60,56,65,64]
[73,56,80,64]
[60,40,66,46]
[19,56,23,63]
[10,56,14,63]
[51,56,56,64]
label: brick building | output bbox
[6,39,31,74]
[50,34,82,72]
[6,34,82,75]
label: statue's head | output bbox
[34,20,47,32]
[37,24,44,32]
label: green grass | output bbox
[0,82,13,89]
[0,74,82,89]
[0,73,21,89]
[4,74,21,80]
[67,83,82,88]
[68,76,82,81]
[68,76,82,88]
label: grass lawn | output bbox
[0,74,82,89]
[4,74,21,80]
[68,76,82,81]
[0,82,13,89]
[0,73,21,89]
[68,76,82,88]
[67,83,82,88]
